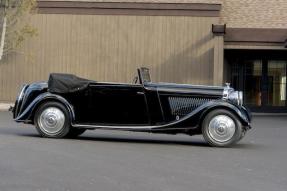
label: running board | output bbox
[71,123,197,131]
[72,123,153,131]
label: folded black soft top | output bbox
[48,73,95,93]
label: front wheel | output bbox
[202,109,243,147]
[34,102,71,138]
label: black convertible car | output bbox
[12,68,252,147]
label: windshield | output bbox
[138,67,151,84]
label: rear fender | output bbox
[15,92,75,123]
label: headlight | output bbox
[228,91,243,106]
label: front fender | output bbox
[15,92,75,123]
[153,100,251,131]
[198,100,251,126]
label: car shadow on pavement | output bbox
[2,127,256,149]
[12,132,259,149]
[13,132,212,147]
[75,136,259,149]
[76,136,211,147]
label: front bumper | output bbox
[241,106,252,130]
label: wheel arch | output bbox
[31,98,75,123]
[15,93,75,124]
[201,107,244,147]
[198,104,249,131]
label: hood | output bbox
[145,82,224,96]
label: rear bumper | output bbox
[9,106,14,112]
[13,84,29,119]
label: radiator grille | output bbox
[168,97,212,117]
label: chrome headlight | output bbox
[228,91,243,106]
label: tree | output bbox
[0,0,37,61]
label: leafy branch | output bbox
[0,0,37,61]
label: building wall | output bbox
[39,0,222,4]
[0,14,221,101]
[221,0,287,28]
[38,0,287,29]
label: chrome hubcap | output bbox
[38,107,65,135]
[208,115,236,142]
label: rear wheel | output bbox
[34,102,71,138]
[202,109,243,147]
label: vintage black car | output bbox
[12,68,252,147]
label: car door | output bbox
[86,83,150,125]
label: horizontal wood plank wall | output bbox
[0,14,219,101]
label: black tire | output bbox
[66,128,86,138]
[34,101,71,138]
[238,128,246,141]
[202,109,243,147]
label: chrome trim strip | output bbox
[71,123,197,131]
[14,84,28,117]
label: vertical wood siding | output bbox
[0,14,220,101]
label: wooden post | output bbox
[213,35,224,86]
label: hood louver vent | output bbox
[168,97,213,117]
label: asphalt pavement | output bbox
[0,111,287,191]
